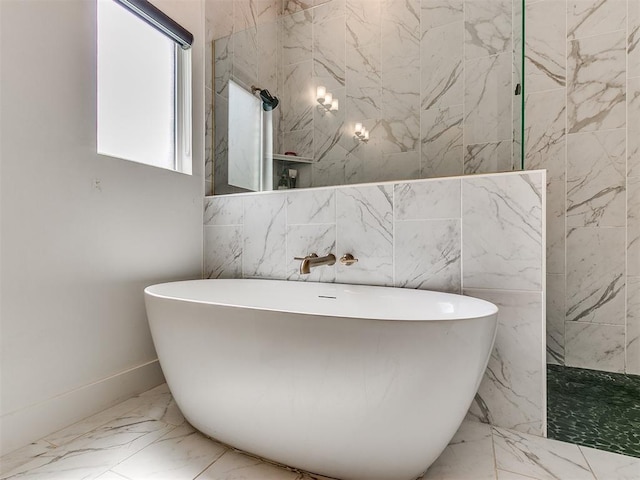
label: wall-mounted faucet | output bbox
[294,253,336,274]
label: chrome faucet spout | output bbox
[294,253,336,274]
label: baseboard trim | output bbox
[0,360,165,456]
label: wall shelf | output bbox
[272,154,314,164]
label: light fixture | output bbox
[354,122,369,142]
[316,86,338,112]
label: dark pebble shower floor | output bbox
[547,364,640,458]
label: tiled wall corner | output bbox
[203,170,546,436]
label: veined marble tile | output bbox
[206,0,234,40]
[257,22,278,91]
[462,172,544,291]
[95,471,130,480]
[565,321,625,372]
[314,125,348,165]
[465,289,544,436]
[566,227,625,324]
[127,388,185,427]
[381,58,420,121]
[495,471,534,480]
[524,89,566,183]
[286,189,335,224]
[463,141,512,175]
[257,0,279,25]
[346,0,381,49]
[421,0,463,30]
[423,421,494,480]
[381,0,420,117]
[282,61,314,133]
[112,424,226,480]
[566,129,626,227]
[281,9,312,66]
[0,441,55,477]
[205,226,243,279]
[198,449,299,480]
[243,194,287,278]
[420,21,463,111]
[286,224,337,281]
[525,0,566,93]
[205,87,214,184]
[234,0,257,32]
[629,77,640,177]
[282,128,314,159]
[232,27,258,87]
[213,94,229,193]
[567,30,626,134]
[313,0,345,23]
[628,175,640,277]
[281,0,313,15]
[545,177,566,275]
[374,116,420,154]
[627,276,640,375]
[346,43,381,121]
[394,219,461,293]
[630,0,640,78]
[464,52,512,145]
[204,196,244,226]
[421,105,464,179]
[313,14,346,89]
[381,0,420,44]
[40,393,158,449]
[580,446,640,480]
[1,415,175,480]
[361,151,420,183]
[567,0,627,40]
[336,185,393,285]
[394,179,461,220]
[493,427,595,480]
[464,0,512,60]
[547,274,566,366]
[214,36,232,99]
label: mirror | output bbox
[209,0,524,195]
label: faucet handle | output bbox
[294,253,318,261]
[339,253,359,266]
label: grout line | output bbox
[577,444,600,480]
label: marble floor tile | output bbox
[493,427,596,480]
[0,442,54,477]
[4,385,639,480]
[580,446,640,480]
[112,424,227,480]
[423,421,495,480]
[1,415,174,479]
[495,471,537,480]
[95,471,130,480]
[197,450,299,480]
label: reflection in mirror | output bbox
[208,0,524,195]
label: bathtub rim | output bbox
[144,278,498,323]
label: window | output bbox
[97,0,192,173]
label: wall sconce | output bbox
[316,86,338,112]
[354,122,369,142]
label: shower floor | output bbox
[547,364,640,458]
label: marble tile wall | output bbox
[525,0,639,374]
[204,170,546,436]
[207,0,521,194]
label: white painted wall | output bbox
[0,0,205,455]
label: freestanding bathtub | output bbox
[144,279,498,480]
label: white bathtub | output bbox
[144,279,498,480]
